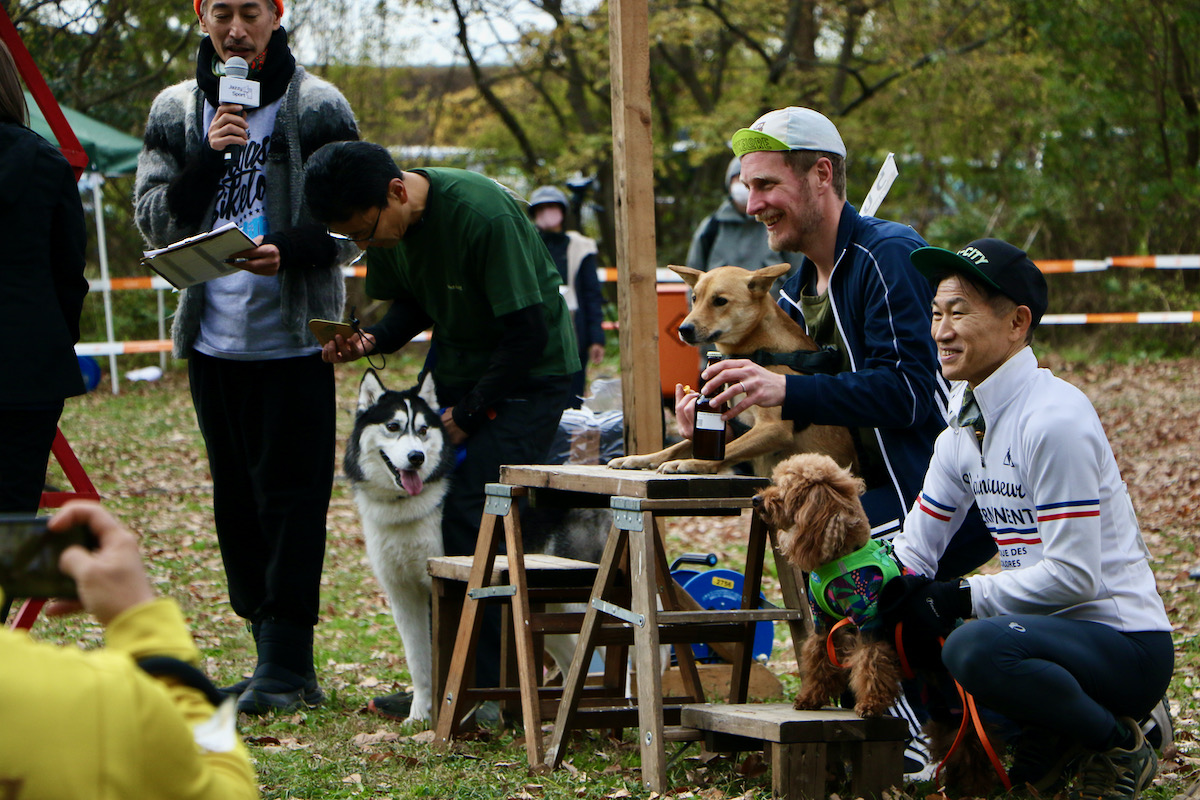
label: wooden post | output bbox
[609,0,663,454]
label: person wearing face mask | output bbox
[133,0,360,715]
[684,156,804,298]
[527,186,606,407]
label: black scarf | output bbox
[195,27,296,109]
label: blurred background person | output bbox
[685,155,803,298]
[0,40,88,516]
[529,185,606,406]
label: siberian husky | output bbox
[346,370,608,724]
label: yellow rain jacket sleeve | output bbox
[0,595,258,800]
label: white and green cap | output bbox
[730,107,846,159]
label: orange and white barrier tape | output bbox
[88,276,176,292]
[74,330,432,359]
[1109,255,1200,269]
[75,339,173,356]
[594,257,1198,282]
[1034,259,1108,274]
[1042,311,1200,325]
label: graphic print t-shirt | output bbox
[195,97,313,360]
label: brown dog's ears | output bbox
[668,264,704,288]
[747,262,792,295]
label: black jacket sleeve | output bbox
[261,223,339,272]
[574,252,606,347]
[451,305,548,434]
[364,296,435,355]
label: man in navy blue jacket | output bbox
[691,107,991,570]
[682,107,994,773]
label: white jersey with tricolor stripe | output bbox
[892,347,1171,633]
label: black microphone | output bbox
[218,56,260,164]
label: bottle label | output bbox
[695,410,724,431]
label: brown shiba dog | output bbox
[608,263,857,476]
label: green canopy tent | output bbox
[27,91,147,392]
[26,90,142,175]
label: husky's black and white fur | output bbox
[345,370,453,723]
[345,370,609,724]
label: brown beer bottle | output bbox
[692,354,727,461]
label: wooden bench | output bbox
[680,704,908,800]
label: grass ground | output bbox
[24,350,1200,799]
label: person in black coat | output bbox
[0,40,89,514]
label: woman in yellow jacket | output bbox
[0,502,258,799]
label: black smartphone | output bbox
[0,515,98,599]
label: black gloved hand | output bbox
[880,574,971,639]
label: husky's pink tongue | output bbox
[399,470,424,496]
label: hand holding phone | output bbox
[0,515,97,599]
[308,318,356,346]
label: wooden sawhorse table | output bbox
[511,465,811,793]
[433,476,634,767]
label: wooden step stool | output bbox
[680,703,908,800]
[432,483,632,767]
[427,551,608,732]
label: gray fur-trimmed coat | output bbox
[134,66,359,359]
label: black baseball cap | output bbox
[910,238,1049,325]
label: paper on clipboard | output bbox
[140,222,256,290]
[859,153,898,218]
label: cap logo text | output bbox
[957,246,989,265]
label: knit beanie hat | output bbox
[194,0,284,18]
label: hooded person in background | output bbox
[528,185,606,406]
[685,155,803,299]
[133,0,360,715]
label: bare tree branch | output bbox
[449,0,540,172]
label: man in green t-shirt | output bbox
[303,141,579,718]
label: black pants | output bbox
[188,352,334,629]
[437,376,572,687]
[943,615,1174,751]
[0,404,63,514]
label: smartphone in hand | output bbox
[0,516,98,599]
[308,319,356,346]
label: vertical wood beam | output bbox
[609,0,663,454]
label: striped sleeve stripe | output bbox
[1039,509,1100,521]
[917,494,954,521]
[1037,499,1100,511]
[1036,499,1100,523]
[995,535,1043,546]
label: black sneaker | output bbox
[367,690,414,721]
[237,664,325,715]
[1071,718,1158,800]
[1141,697,1173,752]
[461,700,508,730]
[1009,727,1083,794]
[220,676,254,699]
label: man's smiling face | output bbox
[739,150,824,254]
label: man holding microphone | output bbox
[134,0,359,714]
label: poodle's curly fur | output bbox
[755,453,902,718]
[757,453,1004,794]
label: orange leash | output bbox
[826,617,853,667]
[838,621,1010,790]
[933,640,1012,791]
